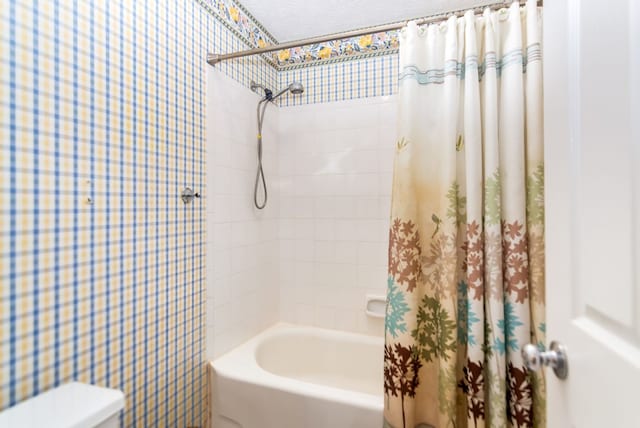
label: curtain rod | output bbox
[206,0,542,66]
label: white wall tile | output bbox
[294,219,315,239]
[314,241,335,263]
[206,69,281,359]
[314,218,335,240]
[335,241,358,265]
[208,85,396,357]
[275,96,396,337]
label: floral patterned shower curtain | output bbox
[383,2,544,427]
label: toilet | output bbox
[0,382,125,428]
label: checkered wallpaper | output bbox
[277,53,399,107]
[0,0,274,426]
[0,0,397,424]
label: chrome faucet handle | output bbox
[181,187,200,204]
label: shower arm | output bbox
[271,86,291,100]
[206,0,542,66]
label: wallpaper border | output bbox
[194,0,401,70]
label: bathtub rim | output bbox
[210,323,384,412]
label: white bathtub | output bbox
[210,323,384,428]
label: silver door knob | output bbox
[522,341,569,380]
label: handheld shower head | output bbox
[251,80,305,210]
[252,81,304,101]
[288,82,304,94]
[272,81,305,100]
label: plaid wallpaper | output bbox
[0,0,396,425]
[277,54,399,107]
[0,0,275,426]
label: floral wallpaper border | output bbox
[196,0,279,67]
[273,30,400,69]
[195,0,400,69]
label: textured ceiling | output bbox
[239,0,506,42]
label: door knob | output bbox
[522,341,569,380]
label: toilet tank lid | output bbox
[0,382,125,428]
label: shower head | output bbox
[272,81,305,100]
[251,80,304,101]
[288,82,304,95]
[252,80,305,209]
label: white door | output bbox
[543,0,640,426]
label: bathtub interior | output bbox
[255,328,383,396]
[211,324,385,428]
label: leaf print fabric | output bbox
[507,363,534,427]
[502,220,530,304]
[411,295,457,363]
[494,303,524,355]
[388,219,422,293]
[384,2,544,428]
[386,277,410,337]
[384,343,423,428]
[458,359,485,427]
[457,281,480,346]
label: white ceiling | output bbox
[240,0,504,42]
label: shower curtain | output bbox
[384,1,544,428]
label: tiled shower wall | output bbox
[205,81,398,348]
[278,95,397,335]
[205,69,280,359]
[0,0,274,425]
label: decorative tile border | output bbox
[195,0,401,70]
[272,30,400,69]
[196,0,279,67]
